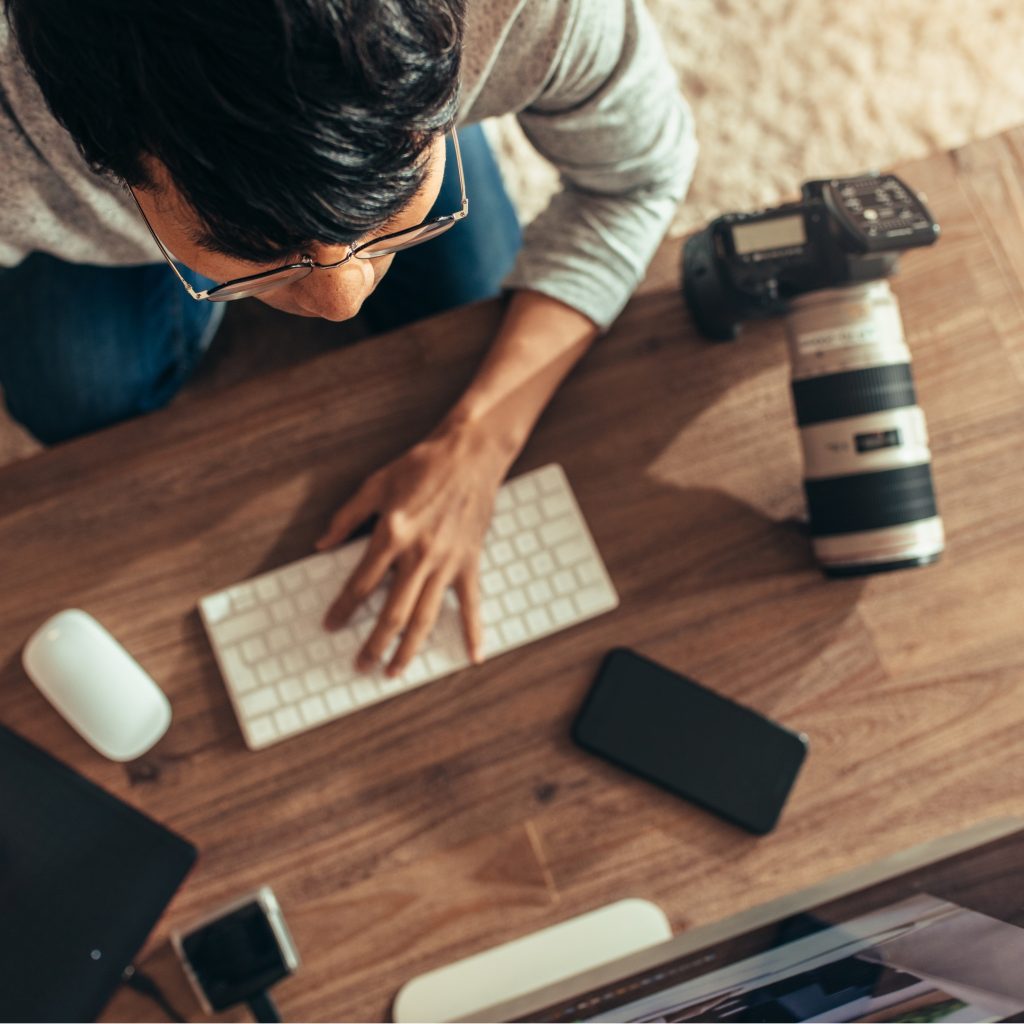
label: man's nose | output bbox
[304,258,376,321]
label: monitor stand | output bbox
[392,898,672,1023]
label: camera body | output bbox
[682,174,945,576]
[683,173,939,341]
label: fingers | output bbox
[385,572,451,677]
[316,477,380,551]
[354,557,431,673]
[454,567,483,665]
[323,530,396,631]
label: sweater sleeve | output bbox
[501,0,697,329]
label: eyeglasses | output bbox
[126,127,469,302]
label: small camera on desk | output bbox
[171,886,299,1022]
[682,172,945,577]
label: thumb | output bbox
[316,478,381,551]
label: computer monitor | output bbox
[466,818,1024,1023]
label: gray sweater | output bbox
[0,0,696,328]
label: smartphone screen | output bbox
[572,649,808,834]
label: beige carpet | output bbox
[4,0,1024,466]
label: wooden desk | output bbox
[2,129,1023,1023]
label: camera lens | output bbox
[785,281,944,575]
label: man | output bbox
[1,0,695,675]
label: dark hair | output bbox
[5,0,464,262]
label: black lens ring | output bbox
[805,463,938,536]
[793,364,918,426]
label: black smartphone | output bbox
[572,648,808,834]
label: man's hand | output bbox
[317,289,598,678]
[316,420,515,677]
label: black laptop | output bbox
[0,724,197,1022]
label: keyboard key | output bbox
[553,570,576,595]
[481,598,503,625]
[304,667,329,692]
[380,675,406,695]
[500,618,528,646]
[575,586,613,615]
[550,597,575,624]
[220,647,259,695]
[326,686,354,714]
[292,618,318,643]
[231,666,258,694]
[296,590,319,614]
[426,649,455,675]
[307,557,333,581]
[282,649,308,674]
[255,577,281,601]
[273,707,303,735]
[530,551,556,576]
[267,626,291,653]
[241,686,280,717]
[247,716,277,747]
[482,570,507,597]
[493,513,516,537]
[403,657,429,685]
[281,566,306,592]
[516,504,542,529]
[514,531,540,557]
[536,465,563,492]
[352,679,379,705]
[502,589,528,615]
[202,593,232,624]
[331,631,359,656]
[277,678,305,704]
[494,488,514,512]
[308,639,332,663]
[541,493,573,518]
[329,663,355,685]
[482,627,500,656]
[271,599,297,624]
[299,696,329,725]
[229,585,256,611]
[576,560,604,586]
[526,607,553,634]
[256,658,284,686]
[490,540,515,565]
[211,607,271,645]
[540,516,577,546]
[511,475,539,503]
[506,561,530,587]
[241,636,268,663]
[555,538,589,567]
[220,646,246,675]
[527,579,554,604]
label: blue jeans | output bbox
[0,124,522,444]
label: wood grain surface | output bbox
[2,130,1023,1023]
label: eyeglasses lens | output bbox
[207,265,313,302]
[355,218,457,259]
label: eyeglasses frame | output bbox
[125,125,468,302]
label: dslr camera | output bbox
[683,173,944,575]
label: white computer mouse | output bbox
[22,609,171,762]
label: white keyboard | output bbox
[199,464,618,749]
